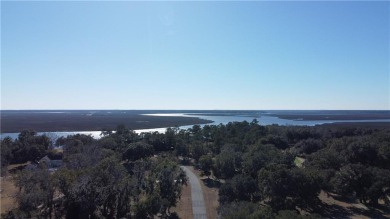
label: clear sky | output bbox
[1,1,389,110]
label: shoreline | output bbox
[317,121,390,128]
[270,113,390,121]
[1,110,389,134]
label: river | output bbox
[1,112,389,140]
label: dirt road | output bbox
[180,166,207,219]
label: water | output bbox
[144,113,390,128]
[1,112,389,140]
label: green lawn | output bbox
[294,157,305,168]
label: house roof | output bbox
[39,155,51,163]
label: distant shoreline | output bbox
[1,110,389,133]
[317,121,390,128]
[273,114,390,121]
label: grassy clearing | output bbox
[1,176,18,214]
[294,157,305,168]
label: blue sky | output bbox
[1,1,389,110]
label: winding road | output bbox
[180,166,207,219]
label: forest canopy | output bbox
[1,121,390,218]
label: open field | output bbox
[0,110,212,133]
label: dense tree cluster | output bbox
[168,121,390,218]
[1,130,51,174]
[200,122,388,218]
[2,121,389,218]
[305,129,390,206]
[2,126,186,219]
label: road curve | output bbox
[180,166,207,219]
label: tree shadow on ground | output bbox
[201,178,221,188]
[315,197,390,219]
[8,164,28,174]
[167,212,180,219]
[347,206,390,219]
[315,202,352,219]
[330,193,359,204]
[179,158,191,166]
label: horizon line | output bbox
[1,109,389,111]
